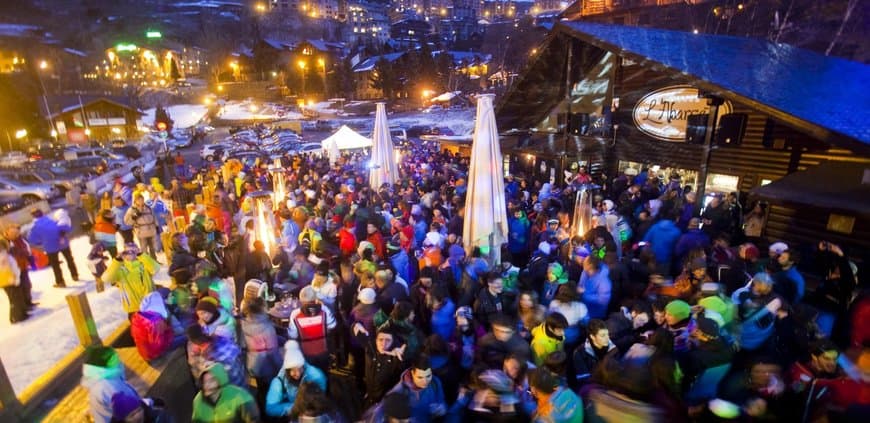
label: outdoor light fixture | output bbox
[146,31,162,39]
[14,129,27,139]
[249,191,276,253]
[116,43,138,52]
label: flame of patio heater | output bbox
[572,189,594,238]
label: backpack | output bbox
[0,255,17,288]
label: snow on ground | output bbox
[142,104,209,129]
[218,101,302,121]
[0,235,170,395]
[343,109,476,136]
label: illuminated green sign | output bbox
[146,31,162,39]
[116,43,138,52]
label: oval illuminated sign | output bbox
[633,85,732,142]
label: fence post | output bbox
[0,357,22,418]
[66,291,102,347]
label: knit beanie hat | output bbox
[547,262,567,283]
[695,316,720,338]
[665,300,691,322]
[283,340,306,369]
[538,241,552,255]
[84,345,118,368]
[111,392,141,419]
[195,297,219,315]
[698,296,731,325]
[357,288,376,305]
[244,279,266,301]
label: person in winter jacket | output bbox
[477,314,532,369]
[572,319,616,388]
[240,297,282,409]
[579,256,612,319]
[103,243,159,315]
[508,209,531,266]
[473,272,512,330]
[428,284,456,342]
[191,362,260,423]
[388,239,413,286]
[112,196,135,244]
[27,208,78,287]
[265,340,328,418]
[81,346,141,423]
[309,262,339,310]
[388,354,447,422]
[376,300,424,361]
[195,296,237,344]
[94,209,119,258]
[363,327,407,406]
[674,218,711,265]
[529,367,584,423]
[0,238,26,323]
[109,390,170,423]
[680,315,733,394]
[124,194,159,259]
[131,291,182,361]
[542,261,569,306]
[168,232,198,281]
[642,213,682,275]
[548,283,588,346]
[186,324,246,388]
[735,272,783,352]
[663,300,693,354]
[531,312,569,366]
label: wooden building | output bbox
[42,95,143,143]
[496,21,870,267]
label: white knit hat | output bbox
[538,241,552,255]
[283,340,305,369]
[358,288,376,305]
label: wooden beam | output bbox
[65,291,102,347]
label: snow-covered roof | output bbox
[63,48,88,57]
[172,1,243,8]
[353,52,405,72]
[431,91,461,102]
[263,38,294,50]
[439,50,492,65]
[0,23,40,38]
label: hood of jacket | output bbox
[203,361,230,387]
[81,357,125,388]
[139,291,168,318]
[548,387,583,421]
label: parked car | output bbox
[0,196,25,214]
[0,168,82,195]
[0,175,61,204]
[111,145,143,159]
[62,148,126,169]
[0,151,29,168]
[200,143,230,161]
[294,143,324,154]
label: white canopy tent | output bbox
[320,125,373,151]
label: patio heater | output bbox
[269,158,287,210]
[248,190,276,254]
[571,187,594,238]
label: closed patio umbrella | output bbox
[369,102,398,189]
[462,94,508,265]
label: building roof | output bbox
[751,161,870,216]
[557,21,870,151]
[262,38,294,51]
[40,95,141,118]
[304,39,345,53]
[353,52,406,72]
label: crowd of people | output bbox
[3,137,869,423]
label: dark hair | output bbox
[545,312,569,329]
[411,354,431,371]
[423,334,449,356]
[186,324,209,344]
[528,368,559,394]
[490,314,515,330]
[553,282,578,303]
[390,301,413,321]
[544,350,568,375]
[810,338,838,356]
[428,284,448,303]
[242,297,266,316]
[587,319,607,337]
[585,255,601,271]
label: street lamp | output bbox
[14,129,27,140]
[36,60,59,140]
[255,2,267,13]
[297,60,307,95]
